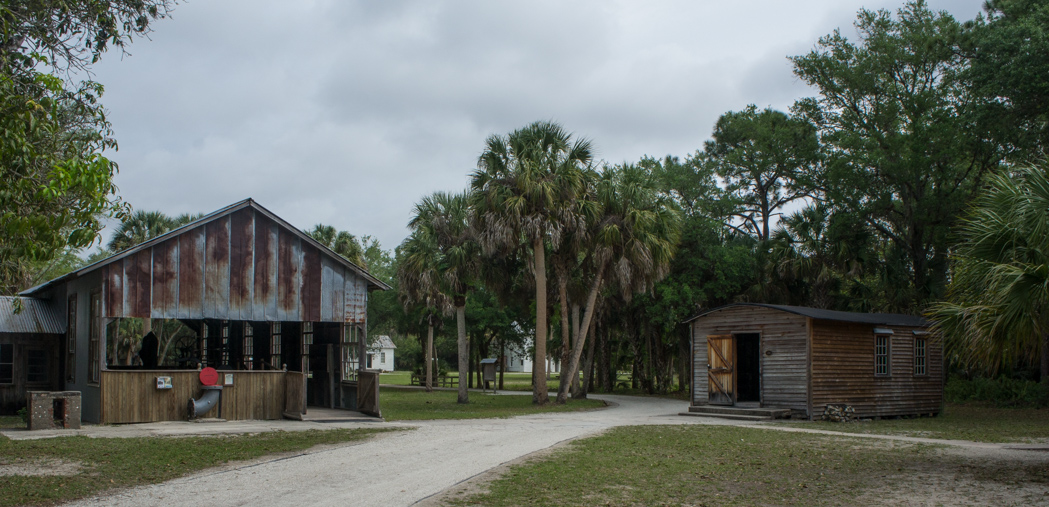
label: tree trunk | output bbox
[499,334,505,390]
[457,303,468,403]
[425,320,434,393]
[555,277,572,404]
[1042,332,1049,384]
[558,267,605,404]
[576,319,597,399]
[532,238,549,405]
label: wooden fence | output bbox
[100,370,287,424]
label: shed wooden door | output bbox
[707,335,735,405]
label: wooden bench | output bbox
[410,373,458,388]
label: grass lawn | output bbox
[444,425,1049,506]
[380,387,605,421]
[789,403,1049,443]
[0,416,23,429]
[0,428,392,507]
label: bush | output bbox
[17,407,28,425]
[945,375,1049,408]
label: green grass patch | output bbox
[790,403,1049,443]
[0,428,392,507]
[447,425,1048,506]
[380,388,605,421]
[0,416,24,429]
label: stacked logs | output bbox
[822,404,855,422]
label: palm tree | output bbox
[471,121,593,405]
[558,163,682,403]
[307,224,367,268]
[397,229,450,392]
[107,211,175,252]
[408,191,478,404]
[929,164,1049,381]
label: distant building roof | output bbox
[684,303,927,327]
[0,296,65,334]
[371,335,396,349]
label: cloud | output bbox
[86,0,987,253]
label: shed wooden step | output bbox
[678,412,774,422]
[681,405,791,420]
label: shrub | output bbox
[945,375,1049,408]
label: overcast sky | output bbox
[87,0,987,253]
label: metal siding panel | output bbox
[177,226,205,319]
[301,244,322,322]
[0,297,65,334]
[203,216,231,319]
[104,263,123,318]
[332,266,345,323]
[253,216,279,321]
[320,259,335,322]
[277,229,301,321]
[229,207,255,320]
[344,272,367,324]
[131,249,152,317]
[151,239,179,319]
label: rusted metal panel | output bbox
[104,262,123,318]
[229,207,255,320]
[277,229,302,321]
[331,264,345,323]
[0,296,64,334]
[203,216,231,319]
[344,272,367,324]
[301,244,322,322]
[253,216,279,321]
[124,249,152,318]
[151,239,179,319]
[320,258,336,322]
[177,226,205,319]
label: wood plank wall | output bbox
[100,370,287,423]
[0,334,62,414]
[810,321,942,418]
[691,306,809,414]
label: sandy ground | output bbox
[35,394,1049,507]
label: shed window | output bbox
[875,335,890,375]
[243,324,254,370]
[26,349,48,383]
[0,343,12,384]
[914,337,927,376]
[381,352,386,363]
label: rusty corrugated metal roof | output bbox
[0,296,64,334]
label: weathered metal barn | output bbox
[686,303,942,419]
[7,198,389,423]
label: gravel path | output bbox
[62,395,739,507]
[60,395,1048,507]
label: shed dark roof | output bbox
[20,198,391,298]
[0,296,64,334]
[684,303,928,327]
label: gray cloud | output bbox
[87,0,987,253]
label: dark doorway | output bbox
[735,333,760,403]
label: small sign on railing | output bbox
[156,376,173,389]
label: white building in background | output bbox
[503,338,559,374]
[367,335,396,372]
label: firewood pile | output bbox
[822,404,855,422]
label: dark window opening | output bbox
[914,338,927,376]
[0,343,13,384]
[736,333,761,403]
[875,335,890,376]
[26,349,48,383]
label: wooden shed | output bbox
[9,198,389,423]
[686,303,942,419]
[0,297,65,413]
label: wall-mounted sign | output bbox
[156,376,173,389]
[224,373,234,386]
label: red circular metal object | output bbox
[199,367,220,386]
